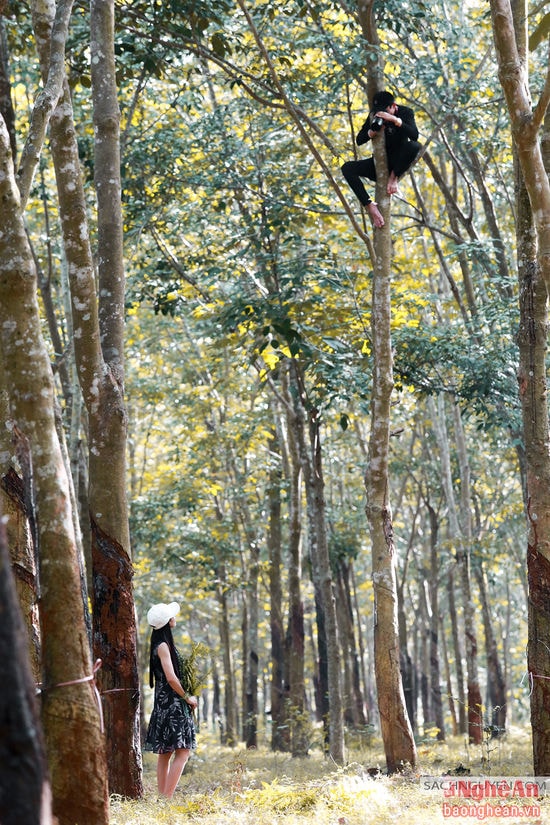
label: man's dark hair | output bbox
[372,90,395,110]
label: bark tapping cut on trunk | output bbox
[527,522,550,766]
[91,519,141,790]
[1,465,41,681]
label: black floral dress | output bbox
[145,644,197,754]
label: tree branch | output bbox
[17,0,74,206]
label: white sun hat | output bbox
[147,601,180,630]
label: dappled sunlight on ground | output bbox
[109,727,548,825]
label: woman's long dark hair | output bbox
[149,624,181,687]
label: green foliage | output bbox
[393,323,520,432]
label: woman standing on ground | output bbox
[145,601,198,798]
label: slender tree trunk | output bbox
[337,559,367,728]
[217,565,237,746]
[283,385,307,756]
[427,503,445,741]
[312,586,330,742]
[287,365,344,761]
[307,409,345,763]
[88,0,142,794]
[418,596,431,732]
[432,395,482,743]
[475,563,507,735]
[351,562,372,724]
[397,581,415,734]
[267,424,287,751]
[244,543,259,748]
[363,131,417,771]
[440,614,458,736]
[447,569,467,734]
[335,570,355,727]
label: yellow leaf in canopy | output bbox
[361,340,371,355]
[262,349,280,370]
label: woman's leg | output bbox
[157,752,172,796]
[163,748,191,799]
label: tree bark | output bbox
[267,423,287,751]
[244,542,259,748]
[0,515,52,825]
[431,395,482,743]
[294,372,345,764]
[283,375,308,756]
[0,115,109,825]
[217,563,238,746]
[474,563,507,735]
[88,0,142,794]
[427,503,445,740]
[489,0,550,774]
[447,568,467,734]
[336,559,367,728]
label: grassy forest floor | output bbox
[110,726,549,825]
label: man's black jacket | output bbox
[356,105,419,157]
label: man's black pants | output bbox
[341,141,421,205]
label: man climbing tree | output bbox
[341,90,421,227]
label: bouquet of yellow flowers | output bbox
[178,642,210,697]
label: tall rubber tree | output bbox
[88,0,143,795]
[356,0,417,773]
[0,109,109,825]
[489,0,550,774]
[28,0,142,795]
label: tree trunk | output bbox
[88,0,142,794]
[217,565,238,746]
[447,568,467,734]
[363,129,417,772]
[283,380,308,756]
[489,0,550,774]
[427,503,445,741]
[475,563,507,735]
[1,449,40,681]
[287,364,344,761]
[336,559,367,728]
[351,562,373,724]
[432,395,482,743]
[0,115,109,825]
[0,517,52,825]
[306,408,345,764]
[267,424,287,751]
[244,543,259,748]
[440,613,458,736]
